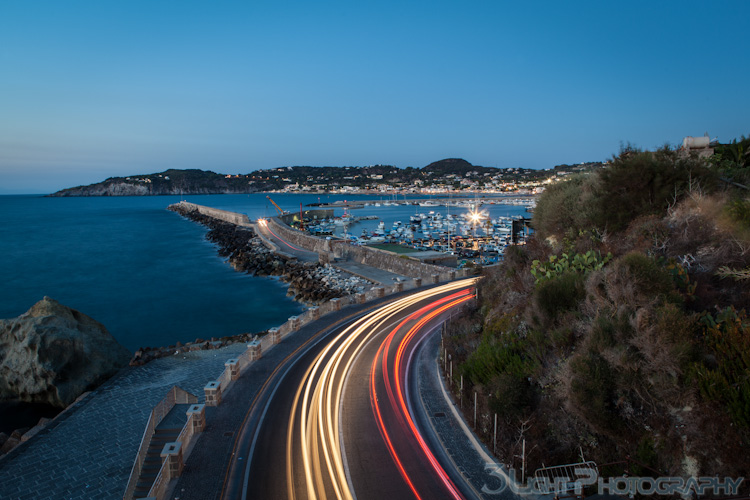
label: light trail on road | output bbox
[257,219,306,252]
[286,280,475,499]
[238,278,478,499]
[371,292,473,500]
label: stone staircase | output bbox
[132,404,191,499]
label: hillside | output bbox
[48,169,258,196]
[444,142,750,478]
[48,159,604,196]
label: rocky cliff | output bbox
[48,168,259,197]
[0,298,130,407]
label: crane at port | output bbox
[266,195,286,215]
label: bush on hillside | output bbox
[693,307,750,431]
[446,138,750,476]
[532,174,600,240]
[533,272,586,324]
[569,350,622,434]
[595,146,716,232]
[712,135,750,185]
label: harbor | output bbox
[279,195,535,268]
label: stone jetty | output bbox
[168,203,372,304]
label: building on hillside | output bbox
[681,134,715,159]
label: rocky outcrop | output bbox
[52,181,152,197]
[48,169,261,197]
[0,298,130,408]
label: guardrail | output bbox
[206,274,472,405]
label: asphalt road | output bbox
[255,219,321,263]
[224,279,478,499]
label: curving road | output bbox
[222,279,479,499]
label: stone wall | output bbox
[173,201,250,226]
[267,217,333,254]
[267,217,454,280]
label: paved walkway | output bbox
[332,259,410,285]
[0,288,477,500]
[417,332,518,499]
[254,221,320,263]
[0,344,248,500]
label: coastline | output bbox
[124,203,376,367]
[167,202,373,304]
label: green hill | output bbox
[444,141,750,477]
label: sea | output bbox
[0,192,527,432]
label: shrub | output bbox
[461,331,537,387]
[617,252,677,301]
[531,250,613,283]
[533,174,600,239]
[632,435,659,475]
[595,146,716,232]
[726,197,750,229]
[569,351,622,433]
[589,311,633,349]
[692,307,750,430]
[534,272,586,321]
[487,372,537,422]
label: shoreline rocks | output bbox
[128,333,255,366]
[0,298,131,457]
[0,297,131,408]
[127,204,374,366]
[168,203,372,304]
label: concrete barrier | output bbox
[173,201,250,226]
[160,442,183,480]
[247,341,261,361]
[204,381,222,406]
[289,315,300,331]
[224,359,240,380]
[269,327,281,344]
[267,217,452,279]
[186,404,206,434]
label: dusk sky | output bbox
[1,1,748,194]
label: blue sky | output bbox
[1,0,748,194]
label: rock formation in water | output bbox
[0,297,130,407]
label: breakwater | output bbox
[168,203,370,303]
[266,217,456,280]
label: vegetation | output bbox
[444,138,750,478]
[50,158,605,196]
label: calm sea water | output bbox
[0,193,527,354]
[0,194,309,353]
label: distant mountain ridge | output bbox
[48,169,252,197]
[48,159,601,196]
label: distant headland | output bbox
[47,159,603,197]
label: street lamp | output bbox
[468,208,485,264]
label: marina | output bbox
[292,197,534,267]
